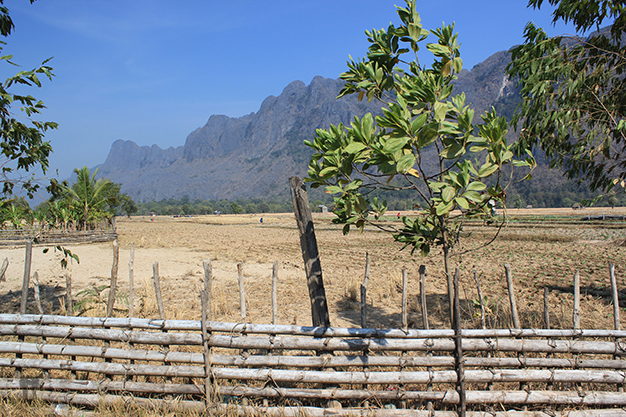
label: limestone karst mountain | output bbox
[96,50,517,203]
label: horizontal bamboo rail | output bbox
[1,313,626,415]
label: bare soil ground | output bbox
[1,207,626,330]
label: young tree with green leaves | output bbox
[508,0,626,193]
[305,0,535,322]
[0,1,57,200]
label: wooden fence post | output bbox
[401,268,408,330]
[128,244,135,318]
[288,176,330,327]
[237,263,246,321]
[203,259,213,321]
[0,258,8,282]
[20,239,33,314]
[473,271,486,329]
[504,264,520,329]
[360,253,370,329]
[573,270,580,330]
[544,287,550,329]
[65,273,73,316]
[610,263,620,330]
[32,272,43,314]
[419,265,429,330]
[200,290,213,407]
[272,260,278,325]
[453,268,466,417]
[106,240,119,317]
[152,261,165,319]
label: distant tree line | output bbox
[135,196,295,216]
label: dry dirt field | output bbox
[1,207,626,330]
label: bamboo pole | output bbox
[610,263,620,330]
[200,290,213,406]
[31,272,43,314]
[5,313,626,339]
[4,340,626,370]
[106,239,119,317]
[453,268,466,416]
[0,258,8,282]
[504,264,520,329]
[272,260,278,325]
[573,270,580,329]
[473,271,485,329]
[64,273,73,316]
[5,355,626,385]
[128,244,135,318]
[3,388,626,415]
[20,239,33,314]
[361,253,370,329]
[419,265,428,330]
[237,262,246,321]
[152,262,165,319]
[203,259,212,320]
[402,268,408,330]
[2,324,623,354]
[543,287,550,329]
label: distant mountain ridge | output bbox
[96,51,517,203]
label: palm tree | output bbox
[65,166,113,230]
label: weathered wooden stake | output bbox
[504,264,520,329]
[360,253,370,329]
[65,273,73,316]
[0,258,8,282]
[20,240,33,314]
[152,262,165,319]
[419,265,429,330]
[272,260,278,325]
[200,290,213,406]
[543,287,550,330]
[610,263,620,330]
[203,259,213,321]
[106,240,119,317]
[401,268,408,330]
[128,244,135,318]
[288,176,330,327]
[473,271,486,329]
[573,270,580,330]
[237,262,246,321]
[32,272,43,314]
[453,268,466,417]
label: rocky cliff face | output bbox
[97,76,383,202]
[96,52,518,203]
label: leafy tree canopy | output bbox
[305,0,535,320]
[0,0,57,200]
[508,0,626,192]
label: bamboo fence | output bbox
[1,310,626,415]
[2,236,626,415]
[0,221,117,247]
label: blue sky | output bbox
[5,0,581,181]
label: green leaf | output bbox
[344,142,367,154]
[396,153,416,173]
[441,186,455,203]
[435,200,454,216]
[465,181,486,192]
[455,196,470,210]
